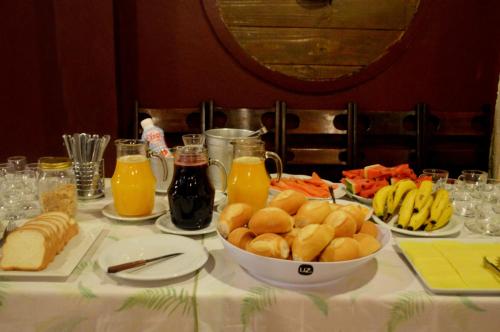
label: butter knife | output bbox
[483,256,500,277]
[107,252,183,273]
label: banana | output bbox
[396,188,418,229]
[429,204,454,231]
[414,180,433,211]
[407,195,434,231]
[386,179,416,220]
[372,185,395,220]
[430,189,450,221]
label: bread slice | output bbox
[0,212,79,271]
[0,228,52,271]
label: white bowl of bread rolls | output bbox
[217,190,391,287]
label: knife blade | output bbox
[107,252,183,273]
[483,256,500,277]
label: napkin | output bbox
[399,240,500,290]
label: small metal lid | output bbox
[38,157,72,170]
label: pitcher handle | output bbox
[265,151,283,181]
[149,152,168,181]
[209,158,227,192]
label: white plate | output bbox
[345,191,373,205]
[155,212,219,236]
[269,173,346,200]
[372,213,464,237]
[97,234,209,281]
[102,201,168,222]
[396,238,500,295]
[0,223,104,278]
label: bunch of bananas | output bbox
[372,180,453,232]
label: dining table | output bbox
[0,186,499,332]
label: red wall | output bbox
[1,0,499,174]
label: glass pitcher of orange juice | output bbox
[111,139,167,216]
[227,139,282,211]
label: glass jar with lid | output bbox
[38,156,77,217]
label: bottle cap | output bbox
[140,118,155,129]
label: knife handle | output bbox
[108,260,146,273]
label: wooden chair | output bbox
[279,102,357,180]
[354,103,427,172]
[424,104,493,177]
[202,100,282,153]
[134,101,205,148]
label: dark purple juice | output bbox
[167,161,215,230]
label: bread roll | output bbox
[353,233,381,257]
[319,237,361,262]
[227,227,255,250]
[248,207,294,235]
[328,203,343,212]
[269,190,306,215]
[292,224,335,262]
[323,210,357,238]
[358,220,379,238]
[282,228,299,248]
[247,233,290,259]
[294,201,331,228]
[339,205,366,232]
[217,203,254,238]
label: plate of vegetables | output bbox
[270,172,346,200]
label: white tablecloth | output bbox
[0,194,499,332]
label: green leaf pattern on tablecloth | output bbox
[78,281,97,299]
[241,286,277,330]
[35,316,86,332]
[303,293,329,316]
[386,291,432,332]
[459,296,486,312]
[118,287,193,315]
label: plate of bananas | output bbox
[371,179,463,237]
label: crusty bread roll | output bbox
[328,203,343,212]
[246,233,290,259]
[248,207,294,235]
[358,220,379,238]
[319,237,361,262]
[353,233,381,257]
[281,228,299,248]
[217,203,254,238]
[268,190,306,215]
[0,212,78,271]
[294,201,331,228]
[323,210,357,238]
[227,227,255,250]
[292,224,335,262]
[339,205,366,232]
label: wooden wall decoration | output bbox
[203,0,424,93]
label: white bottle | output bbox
[140,118,171,157]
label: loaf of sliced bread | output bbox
[0,212,79,271]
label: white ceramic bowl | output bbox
[218,225,391,288]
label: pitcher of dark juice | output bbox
[168,145,226,230]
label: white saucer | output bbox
[155,212,219,236]
[97,234,209,281]
[102,201,168,222]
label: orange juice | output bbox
[111,155,156,216]
[227,156,269,211]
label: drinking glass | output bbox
[7,155,27,171]
[419,168,449,190]
[182,134,205,146]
